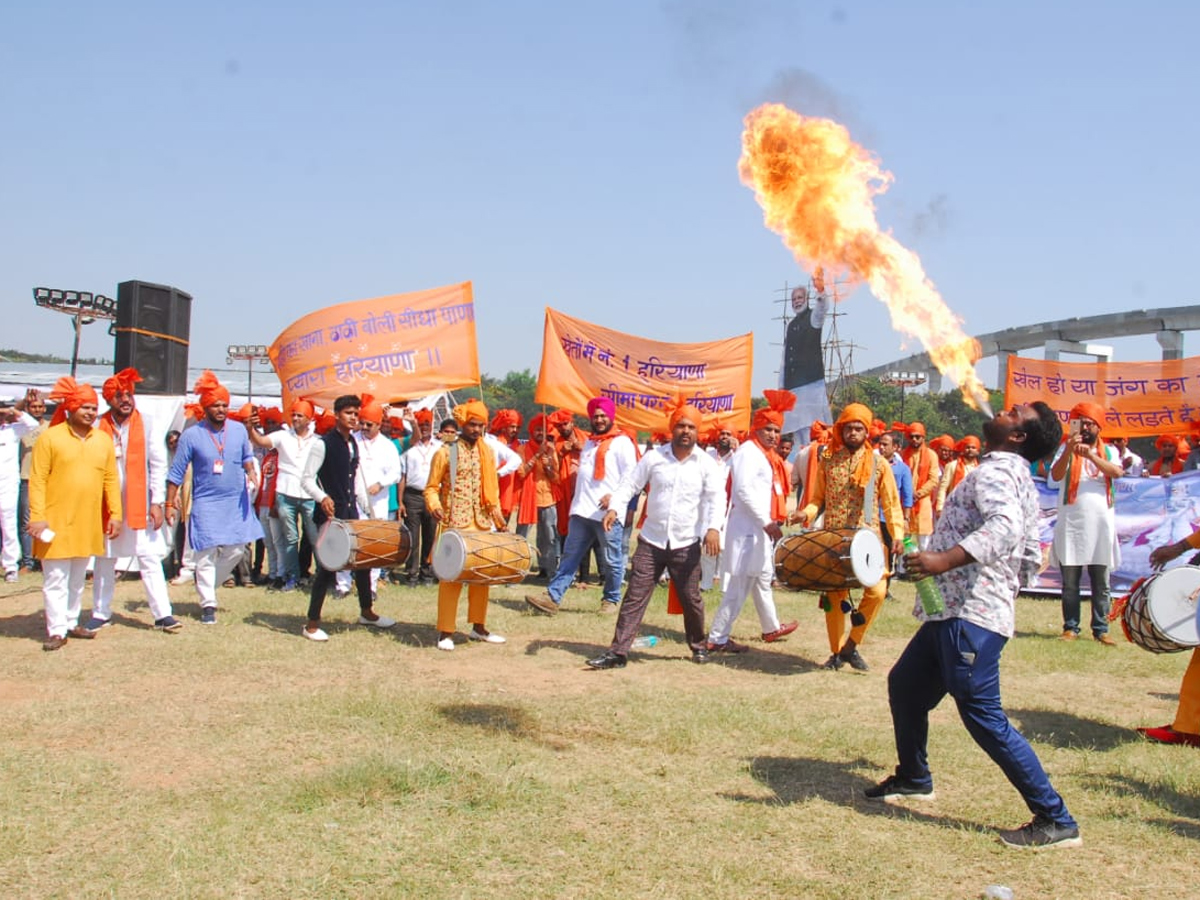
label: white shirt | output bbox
[399,438,442,492]
[569,431,638,521]
[1047,443,1120,568]
[266,427,320,497]
[610,443,724,549]
[0,411,38,484]
[355,431,403,518]
[483,432,521,477]
[1118,447,1144,478]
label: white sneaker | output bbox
[358,615,396,629]
[169,573,193,586]
[437,636,455,651]
[303,626,329,642]
[468,630,506,644]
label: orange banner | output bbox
[269,282,479,409]
[1004,355,1200,436]
[535,308,754,433]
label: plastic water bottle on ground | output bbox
[983,885,1014,900]
[902,534,945,616]
[631,635,658,649]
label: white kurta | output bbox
[1048,444,1119,568]
[103,414,168,560]
[720,441,776,581]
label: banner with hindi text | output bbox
[269,282,479,409]
[535,308,753,433]
[1004,355,1200,437]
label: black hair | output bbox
[439,418,459,432]
[1020,401,1063,462]
[333,395,361,413]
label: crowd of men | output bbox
[5,372,1200,850]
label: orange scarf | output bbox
[799,443,827,510]
[588,429,621,480]
[1151,455,1184,476]
[1064,438,1114,506]
[903,445,935,490]
[949,459,978,493]
[755,438,790,522]
[98,409,148,529]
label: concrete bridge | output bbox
[855,304,1200,392]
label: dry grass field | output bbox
[1,570,1198,899]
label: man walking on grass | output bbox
[867,401,1081,851]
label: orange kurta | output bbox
[29,422,121,559]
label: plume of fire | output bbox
[739,103,992,414]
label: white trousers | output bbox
[0,479,18,572]
[42,558,90,638]
[93,537,173,623]
[336,567,380,595]
[707,568,781,644]
[194,545,245,609]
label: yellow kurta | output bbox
[29,422,121,560]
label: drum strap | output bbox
[860,453,878,528]
[448,441,459,497]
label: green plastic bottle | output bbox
[903,534,945,616]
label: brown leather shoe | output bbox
[524,593,558,615]
[1059,630,1078,641]
[762,620,799,642]
[42,635,67,652]
[66,627,96,640]
[1094,633,1116,646]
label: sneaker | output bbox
[600,601,619,614]
[169,572,193,586]
[200,607,217,625]
[525,593,558,615]
[303,626,330,642]
[468,629,506,644]
[839,648,870,671]
[85,616,111,632]
[821,653,845,670]
[281,578,298,592]
[437,636,455,651]
[997,814,1082,849]
[154,616,183,633]
[4,570,17,583]
[357,614,396,629]
[864,774,935,802]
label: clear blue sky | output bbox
[3,1,1196,394]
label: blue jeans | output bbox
[548,514,625,606]
[1060,564,1110,637]
[888,618,1076,828]
[275,493,318,581]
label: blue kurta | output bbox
[168,419,263,550]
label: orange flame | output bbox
[739,103,991,413]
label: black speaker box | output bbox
[113,280,192,395]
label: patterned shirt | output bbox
[446,441,489,531]
[802,445,904,540]
[920,450,1041,638]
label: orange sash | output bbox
[754,438,790,522]
[99,409,148,529]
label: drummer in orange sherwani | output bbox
[1141,534,1200,748]
[424,399,507,652]
[796,402,905,672]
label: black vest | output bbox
[782,305,825,389]
[314,429,359,524]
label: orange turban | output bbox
[890,421,909,434]
[314,411,336,434]
[102,367,142,403]
[547,409,575,429]
[666,396,703,430]
[907,422,927,437]
[869,419,888,440]
[193,371,230,408]
[453,398,489,426]
[810,420,830,443]
[261,407,284,426]
[413,408,433,425]
[490,409,521,433]
[955,436,981,453]
[228,403,253,422]
[359,397,384,424]
[1069,402,1107,427]
[929,434,955,452]
[47,376,99,425]
[752,389,797,431]
[1156,434,1184,452]
[528,413,548,436]
[290,399,314,418]
[830,402,875,487]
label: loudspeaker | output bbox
[113,280,192,395]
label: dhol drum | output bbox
[432,530,533,585]
[314,518,412,571]
[1121,566,1200,653]
[774,528,886,591]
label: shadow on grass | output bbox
[1012,629,1066,641]
[1080,772,1200,831]
[1150,692,1181,704]
[723,755,990,833]
[0,609,49,644]
[1007,707,1137,751]
[242,609,438,646]
[438,701,571,751]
